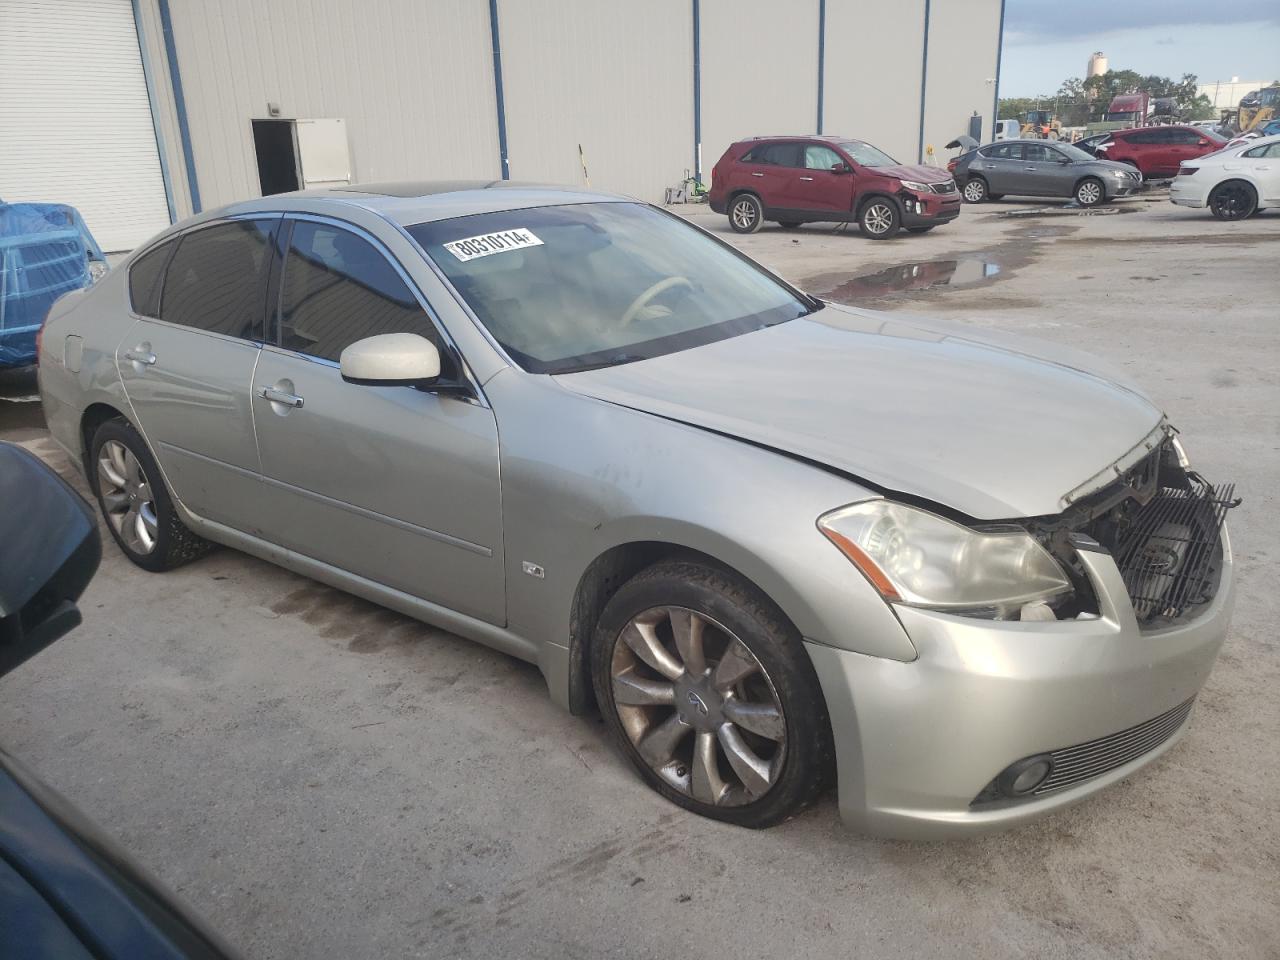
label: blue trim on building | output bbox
[992,0,1007,142]
[916,0,931,163]
[130,0,176,224]
[692,0,703,182]
[487,0,511,180]
[816,0,826,134]
[156,0,200,213]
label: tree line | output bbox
[999,70,1221,126]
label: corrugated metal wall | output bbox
[923,0,1003,163]
[697,0,820,176]
[822,0,928,164]
[498,0,693,202]
[133,0,1002,226]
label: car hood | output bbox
[873,163,953,184]
[555,304,1165,519]
[1090,158,1140,174]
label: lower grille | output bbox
[1113,476,1237,623]
[1034,697,1194,795]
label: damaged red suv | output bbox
[708,135,960,239]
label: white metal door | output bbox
[0,0,171,251]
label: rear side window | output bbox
[1122,129,1163,145]
[160,220,276,339]
[128,240,174,317]
[276,220,442,363]
[1168,129,1202,145]
[741,143,801,167]
[983,143,1019,160]
[1244,142,1280,158]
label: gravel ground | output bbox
[2,189,1277,959]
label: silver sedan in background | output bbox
[37,183,1235,837]
[953,139,1144,206]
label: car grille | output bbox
[971,697,1196,805]
[930,181,957,195]
[1113,476,1236,623]
[1034,697,1195,795]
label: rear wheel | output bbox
[591,561,833,828]
[859,198,900,239]
[1074,177,1105,207]
[962,177,988,203]
[1209,180,1257,221]
[728,194,763,233]
[90,418,212,572]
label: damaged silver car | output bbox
[37,182,1236,837]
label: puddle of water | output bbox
[824,258,1001,299]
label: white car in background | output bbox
[1170,134,1280,220]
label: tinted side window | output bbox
[1169,129,1202,145]
[160,220,275,338]
[128,240,174,317]
[1024,144,1054,162]
[804,145,844,169]
[1126,129,1163,145]
[740,146,766,163]
[755,143,801,167]
[278,221,441,363]
[984,143,1016,159]
[1244,142,1280,158]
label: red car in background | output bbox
[1096,125,1227,179]
[708,135,960,240]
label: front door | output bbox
[777,143,856,216]
[250,217,505,625]
[116,218,279,530]
[1021,142,1069,196]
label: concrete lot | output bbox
[2,191,1278,959]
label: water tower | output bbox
[1088,52,1108,78]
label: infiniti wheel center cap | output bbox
[674,675,723,732]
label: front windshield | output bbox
[837,141,898,167]
[1056,143,1095,162]
[409,202,813,373]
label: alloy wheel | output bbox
[863,202,894,235]
[1211,183,1253,220]
[731,198,758,230]
[963,180,985,202]
[609,606,787,807]
[97,440,159,555]
[1076,180,1102,205]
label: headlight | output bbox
[1170,435,1191,469]
[899,180,931,192]
[1112,170,1128,177]
[817,501,1072,617]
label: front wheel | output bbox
[859,198,900,239]
[962,178,988,203]
[1209,180,1258,221]
[90,418,212,572]
[591,561,833,828]
[728,194,763,234]
[1074,177,1105,206]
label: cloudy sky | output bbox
[1000,0,1280,96]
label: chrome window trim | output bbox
[268,212,491,409]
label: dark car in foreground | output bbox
[951,139,1143,206]
[0,442,239,959]
[708,135,959,239]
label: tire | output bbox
[961,177,988,203]
[89,418,213,572]
[728,193,763,234]
[1208,180,1258,221]
[1074,177,1105,207]
[591,560,833,829]
[905,225,936,233]
[777,221,801,229]
[858,197,901,239]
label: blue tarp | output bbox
[0,201,106,368]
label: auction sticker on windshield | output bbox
[443,228,544,262]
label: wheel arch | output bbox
[855,191,903,217]
[80,401,132,488]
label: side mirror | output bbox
[831,162,852,174]
[0,443,101,678]
[340,333,441,386]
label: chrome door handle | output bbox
[751,172,764,177]
[124,348,156,365]
[258,386,304,408]
[799,176,814,181]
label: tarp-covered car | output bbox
[1,201,107,368]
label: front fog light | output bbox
[999,755,1052,797]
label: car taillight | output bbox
[1178,167,1197,176]
[946,159,958,172]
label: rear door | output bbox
[777,143,856,216]
[738,142,802,211]
[116,218,278,530]
[249,216,505,624]
[972,143,1022,193]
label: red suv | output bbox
[1096,125,1227,178]
[708,136,960,239]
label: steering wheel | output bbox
[620,276,694,327]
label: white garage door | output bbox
[0,0,171,252]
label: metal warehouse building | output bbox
[1,0,1005,252]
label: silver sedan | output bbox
[37,183,1235,837]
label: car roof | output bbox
[739,134,860,144]
[219,180,631,226]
